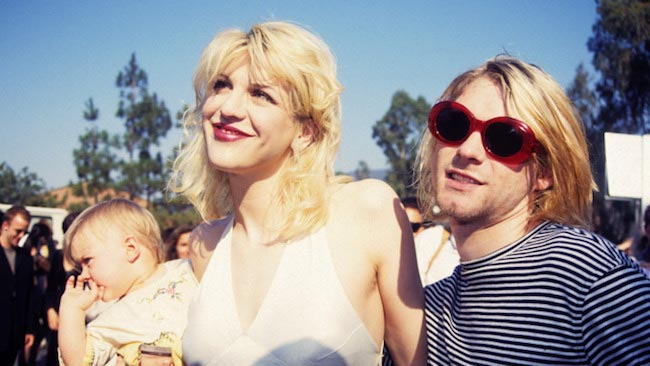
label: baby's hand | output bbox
[61,275,104,312]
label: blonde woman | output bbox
[169,21,425,366]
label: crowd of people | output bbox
[2,20,650,366]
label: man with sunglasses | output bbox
[416,56,650,365]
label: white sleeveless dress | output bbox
[182,217,381,366]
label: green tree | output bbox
[566,64,615,239]
[372,90,430,197]
[71,98,120,205]
[566,64,605,190]
[115,53,172,207]
[567,64,599,131]
[354,160,370,181]
[588,0,650,134]
[0,162,60,206]
[584,0,650,243]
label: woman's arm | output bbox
[345,179,427,366]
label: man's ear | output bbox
[124,236,141,263]
[534,166,553,191]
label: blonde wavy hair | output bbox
[63,198,164,270]
[416,56,596,229]
[167,21,350,241]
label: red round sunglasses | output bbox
[428,101,540,164]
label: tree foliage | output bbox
[354,160,370,181]
[567,64,599,130]
[115,53,172,207]
[588,0,650,134]
[566,64,607,190]
[0,162,60,206]
[372,90,430,197]
[568,0,650,243]
[71,98,120,205]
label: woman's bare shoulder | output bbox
[189,216,231,281]
[192,217,230,245]
[332,178,400,213]
[329,179,403,248]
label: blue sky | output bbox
[0,0,598,189]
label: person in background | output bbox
[401,197,459,286]
[43,211,79,366]
[164,225,193,261]
[400,197,428,237]
[633,205,650,276]
[58,199,197,366]
[169,21,426,365]
[417,55,650,365]
[24,222,55,366]
[0,206,35,366]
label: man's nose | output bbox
[455,131,486,162]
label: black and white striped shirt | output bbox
[424,221,650,366]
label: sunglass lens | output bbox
[484,122,523,157]
[436,108,471,142]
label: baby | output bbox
[58,199,197,366]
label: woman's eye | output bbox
[212,79,230,92]
[251,88,275,104]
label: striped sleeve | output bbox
[583,265,650,365]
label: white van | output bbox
[0,203,69,249]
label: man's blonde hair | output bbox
[63,198,163,268]
[417,56,596,228]
[168,21,350,241]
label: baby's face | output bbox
[72,229,131,301]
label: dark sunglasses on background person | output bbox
[411,221,434,232]
[428,101,540,164]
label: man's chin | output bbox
[444,207,482,224]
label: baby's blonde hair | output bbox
[63,198,163,268]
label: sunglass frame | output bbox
[428,101,539,164]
